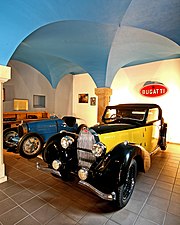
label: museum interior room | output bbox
[0,0,180,225]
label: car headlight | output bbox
[61,136,74,149]
[92,142,105,157]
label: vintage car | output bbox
[37,103,167,209]
[3,116,85,159]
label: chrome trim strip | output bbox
[59,130,79,137]
[78,180,116,201]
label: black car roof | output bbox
[106,103,161,110]
[104,103,162,119]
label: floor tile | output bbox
[151,186,171,200]
[46,213,77,225]
[131,189,149,202]
[2,183,24,197]
[20,196,46,214]
[31,203,60,224]
[105,219,120,225]
[0,206,28,225]
[171,192,180,204]
[173,184,180,194]
[175,178,180,185]
[62,201,89,222]
[140,204,166,225]
[134,216,159,225]
[0,198,17,215]
[0,178,16,190]
[78,212,108,225]
[135,181,154,193]
[125,198,144,214]
[110,208,137,225]
[168,201,180,217]
[154,180,173,192]
[1,143,180,225]
[164,213,180,225]
[16,215,41,225]
[158,174,175,184]
[0,190,8,201]
[10,189,36,205]
[147,194,169,211]
[48,194,72,212]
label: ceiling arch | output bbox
[0,0,179,88]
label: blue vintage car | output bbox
[3,116,86,159]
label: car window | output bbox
[146,108,159,123]
[104,108,146,121]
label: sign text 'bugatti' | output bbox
[140,82,168,97]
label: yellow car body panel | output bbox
[99,123,160,153]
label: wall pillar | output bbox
[95,87,112,123]
[0,65,11,183]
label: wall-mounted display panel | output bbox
[13,99,29,111]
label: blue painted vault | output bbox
[0,0,180,88]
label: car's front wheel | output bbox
[3,128,18,149]
[17,133,44,159]
[115,159,137,209]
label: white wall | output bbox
[54,74,73,117]
[72,74,98,126]
[3,60,55,113]
[3,59,180,144]
[110,58,180,143]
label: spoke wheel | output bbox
[3,128,18,149]
[115,159,137,209]
[18,133,43,159]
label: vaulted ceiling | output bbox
[0,0,179,88]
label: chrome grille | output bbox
[77,128,96,168]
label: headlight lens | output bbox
[78,168,88,180]
[61,136,74,149]
[92,142,105,157]
[52,160,62,170]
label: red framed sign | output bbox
[140,82,168,97]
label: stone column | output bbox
[0,65,11,183]
[95,87,112,123]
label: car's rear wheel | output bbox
[3,128,18,149]
[17,133,44,159]
[115,159,137,209]
[159,123,167,150]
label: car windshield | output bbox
[104,108,146,122]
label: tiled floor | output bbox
[0,143,180,225]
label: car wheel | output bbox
[160,123,167,151]
[115,159,137,209]
[3,128,18,149]
[17,133,44,159]
[160,137,167,150]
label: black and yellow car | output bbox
[37,103,167,209]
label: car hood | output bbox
[91,123,137,134]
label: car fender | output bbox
[42,131,77,163]
[91,142,150,187]
[43,131,77,150]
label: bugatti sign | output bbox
[140,82,168,97]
